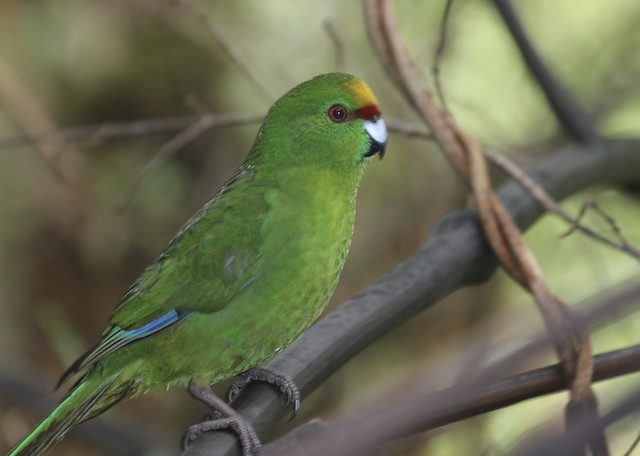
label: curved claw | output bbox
[182,417,261,455]
[185,380,262,455]
[227,367,301,418]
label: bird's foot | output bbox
[228,366,301,417]
[182,418,260,456]
[184,380,261,456]
[203,408,225,421]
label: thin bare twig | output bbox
[178,1,275,103]
[0,116,194,148]
[0,114,264,149]
[623,430,640,456]
[0,55,87,185]
[562,199,635,249]
[432,0,455,110]
[117,112,263,211]
[588,200,632,246]
[485,150,640,261]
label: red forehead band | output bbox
[353,104,381,120]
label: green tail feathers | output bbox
[7,376,135,456]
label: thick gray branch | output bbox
[183,139,640,456]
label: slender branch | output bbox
[179,1,275,103]
[0,55,87,185]
[261,344,640,456]
[514,387,640,456]
[0,114,264,149]
[492,0,600,145]
[432,0,455,110]
[484,149,640,261]
[117,113,254,211]
[561,198,636,253]
[623,430,640,456]
[182,140,640,456]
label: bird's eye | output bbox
[328,105,348,123]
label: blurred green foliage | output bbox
[0,1,639,455]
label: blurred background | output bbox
[1,0,640,454]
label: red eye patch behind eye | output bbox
[353,104,381,120]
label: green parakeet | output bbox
[8,72,387,456]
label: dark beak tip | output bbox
[379,141,387,159]
[365,139,386,159]
[363,138,387,160]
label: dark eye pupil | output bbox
[329,105,347,122]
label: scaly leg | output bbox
[183,380,261,456]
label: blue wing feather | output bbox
[126,309,192,339]
[57,309,192,388]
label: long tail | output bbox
[7,376,136,456]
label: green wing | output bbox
[59,165,269,384]
[111,164,265,327]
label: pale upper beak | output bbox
[363,115,388,158]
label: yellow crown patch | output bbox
[345,78,379,108]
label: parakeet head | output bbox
[252,73,387,170]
